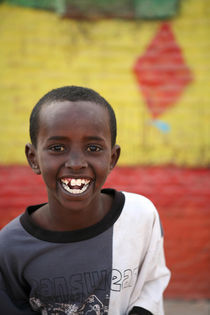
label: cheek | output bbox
[38,157,58,181]
[94,156,112,178]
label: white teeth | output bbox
[61,178,91,195]
[61,178,90,186]
[69,178,87,186]
[75,179,82,186]
[71,179,76,186]
[61,182,89,194]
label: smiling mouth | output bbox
[60,178,91,195]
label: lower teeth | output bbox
[61,183,89,194]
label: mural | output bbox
[0,1,209,166]
[134,23,192,123]
[3,0,179,19]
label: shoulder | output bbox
[117,191,160,232]
[112,192,163,257]
[0,216,24,250]
[122,191,157,216]
[120,191,163,237]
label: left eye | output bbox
[50,145,65,152]
[87,145,102,152]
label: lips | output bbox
[60,177,91,195]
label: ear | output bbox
[25,143,41,175]
[109,144,121,172]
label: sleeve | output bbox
[129,306,153,314]
[127,209,171,315]
[0,221,36,315]
[0,271,35,315]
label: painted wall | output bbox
[0,1,209,166]
[1,165,209,299]
[0,0,210,299]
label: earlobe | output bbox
[25,143,41,175]
[110,144,121,172]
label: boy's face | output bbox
[26,100,120,213]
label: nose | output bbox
[65,149,88,170]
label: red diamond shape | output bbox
[134,23,193,118]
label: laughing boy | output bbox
[0,86,170,314]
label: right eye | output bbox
[49,145,65,152]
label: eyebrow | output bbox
[47,136,105,142]
[47,136,69,142]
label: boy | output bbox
[0,86,170,314]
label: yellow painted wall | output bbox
[0,1,209,166]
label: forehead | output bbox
[38,100,111,139]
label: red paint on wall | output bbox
[134,23,193,118]
[0,165,210,299]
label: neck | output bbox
[31,193,112,231]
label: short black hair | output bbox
[29,86,117,147]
